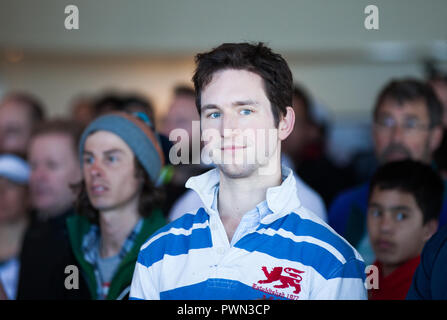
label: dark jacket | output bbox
[48,209,166,300]
[406,224,447,300]
[16,208,74,300]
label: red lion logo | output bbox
[258,267,304,294]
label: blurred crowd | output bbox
[0,62,447,300]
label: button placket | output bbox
[207,213,230,273]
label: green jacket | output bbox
[66,209,166,300]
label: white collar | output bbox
[185,166,301,223]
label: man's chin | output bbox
[218,163,258,179]
[90,200,113,212]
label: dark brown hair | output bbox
[74,157,165,224]
[369,159,444,224]
[373,78,443,128]
[192,42,293,127]
[173,84,195,99]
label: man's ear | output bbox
[278,106,295,141]
[429,125,443,153]
[422,219,439,242]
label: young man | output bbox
[366,160,443,300]
[328,79,445,265]
[130,42,366,300]
[49,112,166,300]
[166,85,328,223]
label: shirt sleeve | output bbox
[129,252,160,300]
[311,258,367,300]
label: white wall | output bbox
[0,54,196,121]
[1,0,446,54]
[0,0,446,161]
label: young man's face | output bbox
[367,187,437,271]
[373,98,441,164]
[200,69,288,178]
[29,133,81,216]
[83,131,141,212]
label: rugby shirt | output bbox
[130,167,367,300]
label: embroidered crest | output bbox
[252,266,305,299]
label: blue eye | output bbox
[208,112,221,119]
[240,109,252,115]
[107,155,118,163]
[369,208,381,218]
[83,156,94,165]
[396,212,406,221]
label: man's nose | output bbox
[389,124,405,143]
[220,114,240,137]
[88,161,103,177]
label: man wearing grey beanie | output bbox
[48,111,166,300]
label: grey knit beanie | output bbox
[78,112,164,183]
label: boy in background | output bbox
[367,160,443,299]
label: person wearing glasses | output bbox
[328,78,445,265]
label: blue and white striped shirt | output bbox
[130,167,367,300]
